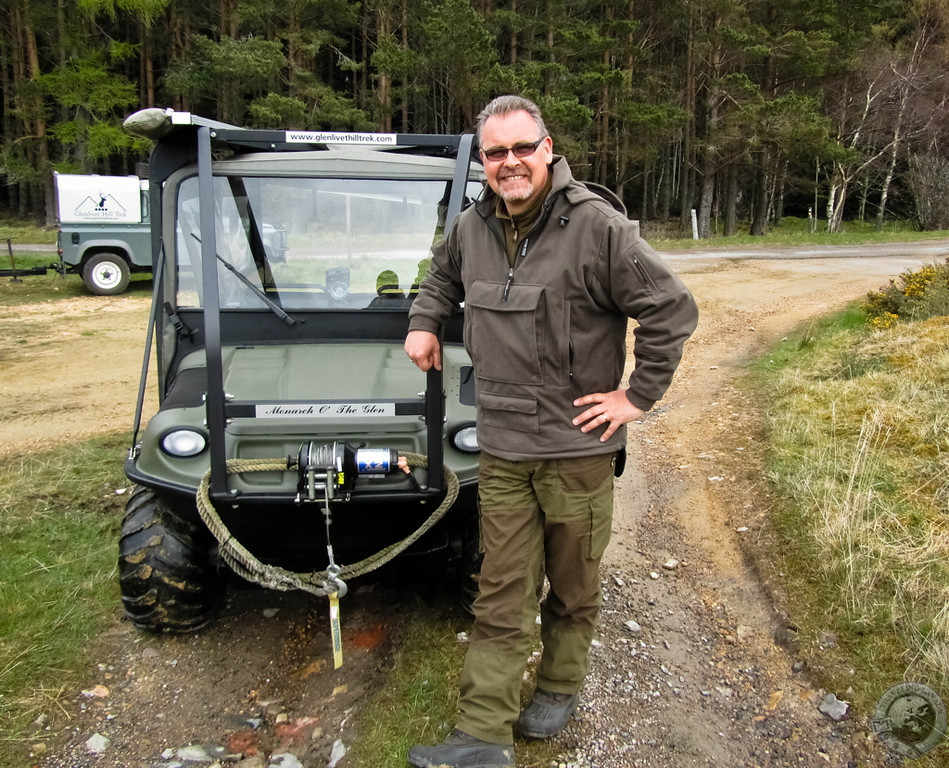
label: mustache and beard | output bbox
[496,167,535,204]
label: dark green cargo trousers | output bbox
[456,450,615,744]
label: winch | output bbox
[293,441,402,504]
[291,441,407,603]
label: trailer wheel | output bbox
[83,252,130,295]
[119,486,223,633]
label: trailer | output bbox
[1,238,51,279]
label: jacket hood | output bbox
[553,157,627,215]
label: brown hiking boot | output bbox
[407,729,515,768]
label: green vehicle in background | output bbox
[55,171,288,295]
[54,171,152,295]
[119,108,484,632]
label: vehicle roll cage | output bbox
[126,110,478,506]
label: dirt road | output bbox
[569,251,939,767]
[0,286,155,458]
[9,244,945,767]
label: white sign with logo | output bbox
[55,173,144,224]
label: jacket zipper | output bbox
[502,237,530,301]
[491,185,563,301]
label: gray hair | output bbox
[474,95,549,146]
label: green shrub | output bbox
[863,257,949,328]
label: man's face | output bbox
[479,110,553,213]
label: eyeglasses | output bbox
[480,138,545,162]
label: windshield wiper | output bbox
[190,232,296,325]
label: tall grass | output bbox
[754,309,949,716]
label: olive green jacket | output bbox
[409,156,699,461]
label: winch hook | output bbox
[324,563,348,598]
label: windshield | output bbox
[175,174,478,310]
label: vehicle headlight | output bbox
[450,423,479,453]
[160,428,208,457]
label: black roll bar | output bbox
[180,124,476,505]
[196,126,230,497]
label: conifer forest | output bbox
[3,0,949,234]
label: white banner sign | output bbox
[255,403,396,418]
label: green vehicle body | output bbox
[120,109,483,632]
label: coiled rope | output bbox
[195,452,459,597]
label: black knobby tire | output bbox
[82,252,131,295]
[118,486,224,633]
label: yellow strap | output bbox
[329,592,343,669]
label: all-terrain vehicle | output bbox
[120,108,483,633]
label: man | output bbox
[404,95,698,768]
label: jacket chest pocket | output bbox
[465,280,546,385]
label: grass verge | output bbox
[3,213,948,255]
[0,266,87,305]
[649,216,949,250]
[0,218,57,245]
[749,305,949,763]
[0,434,129,767]
[348,601,467,765]
[0,256,152,305]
